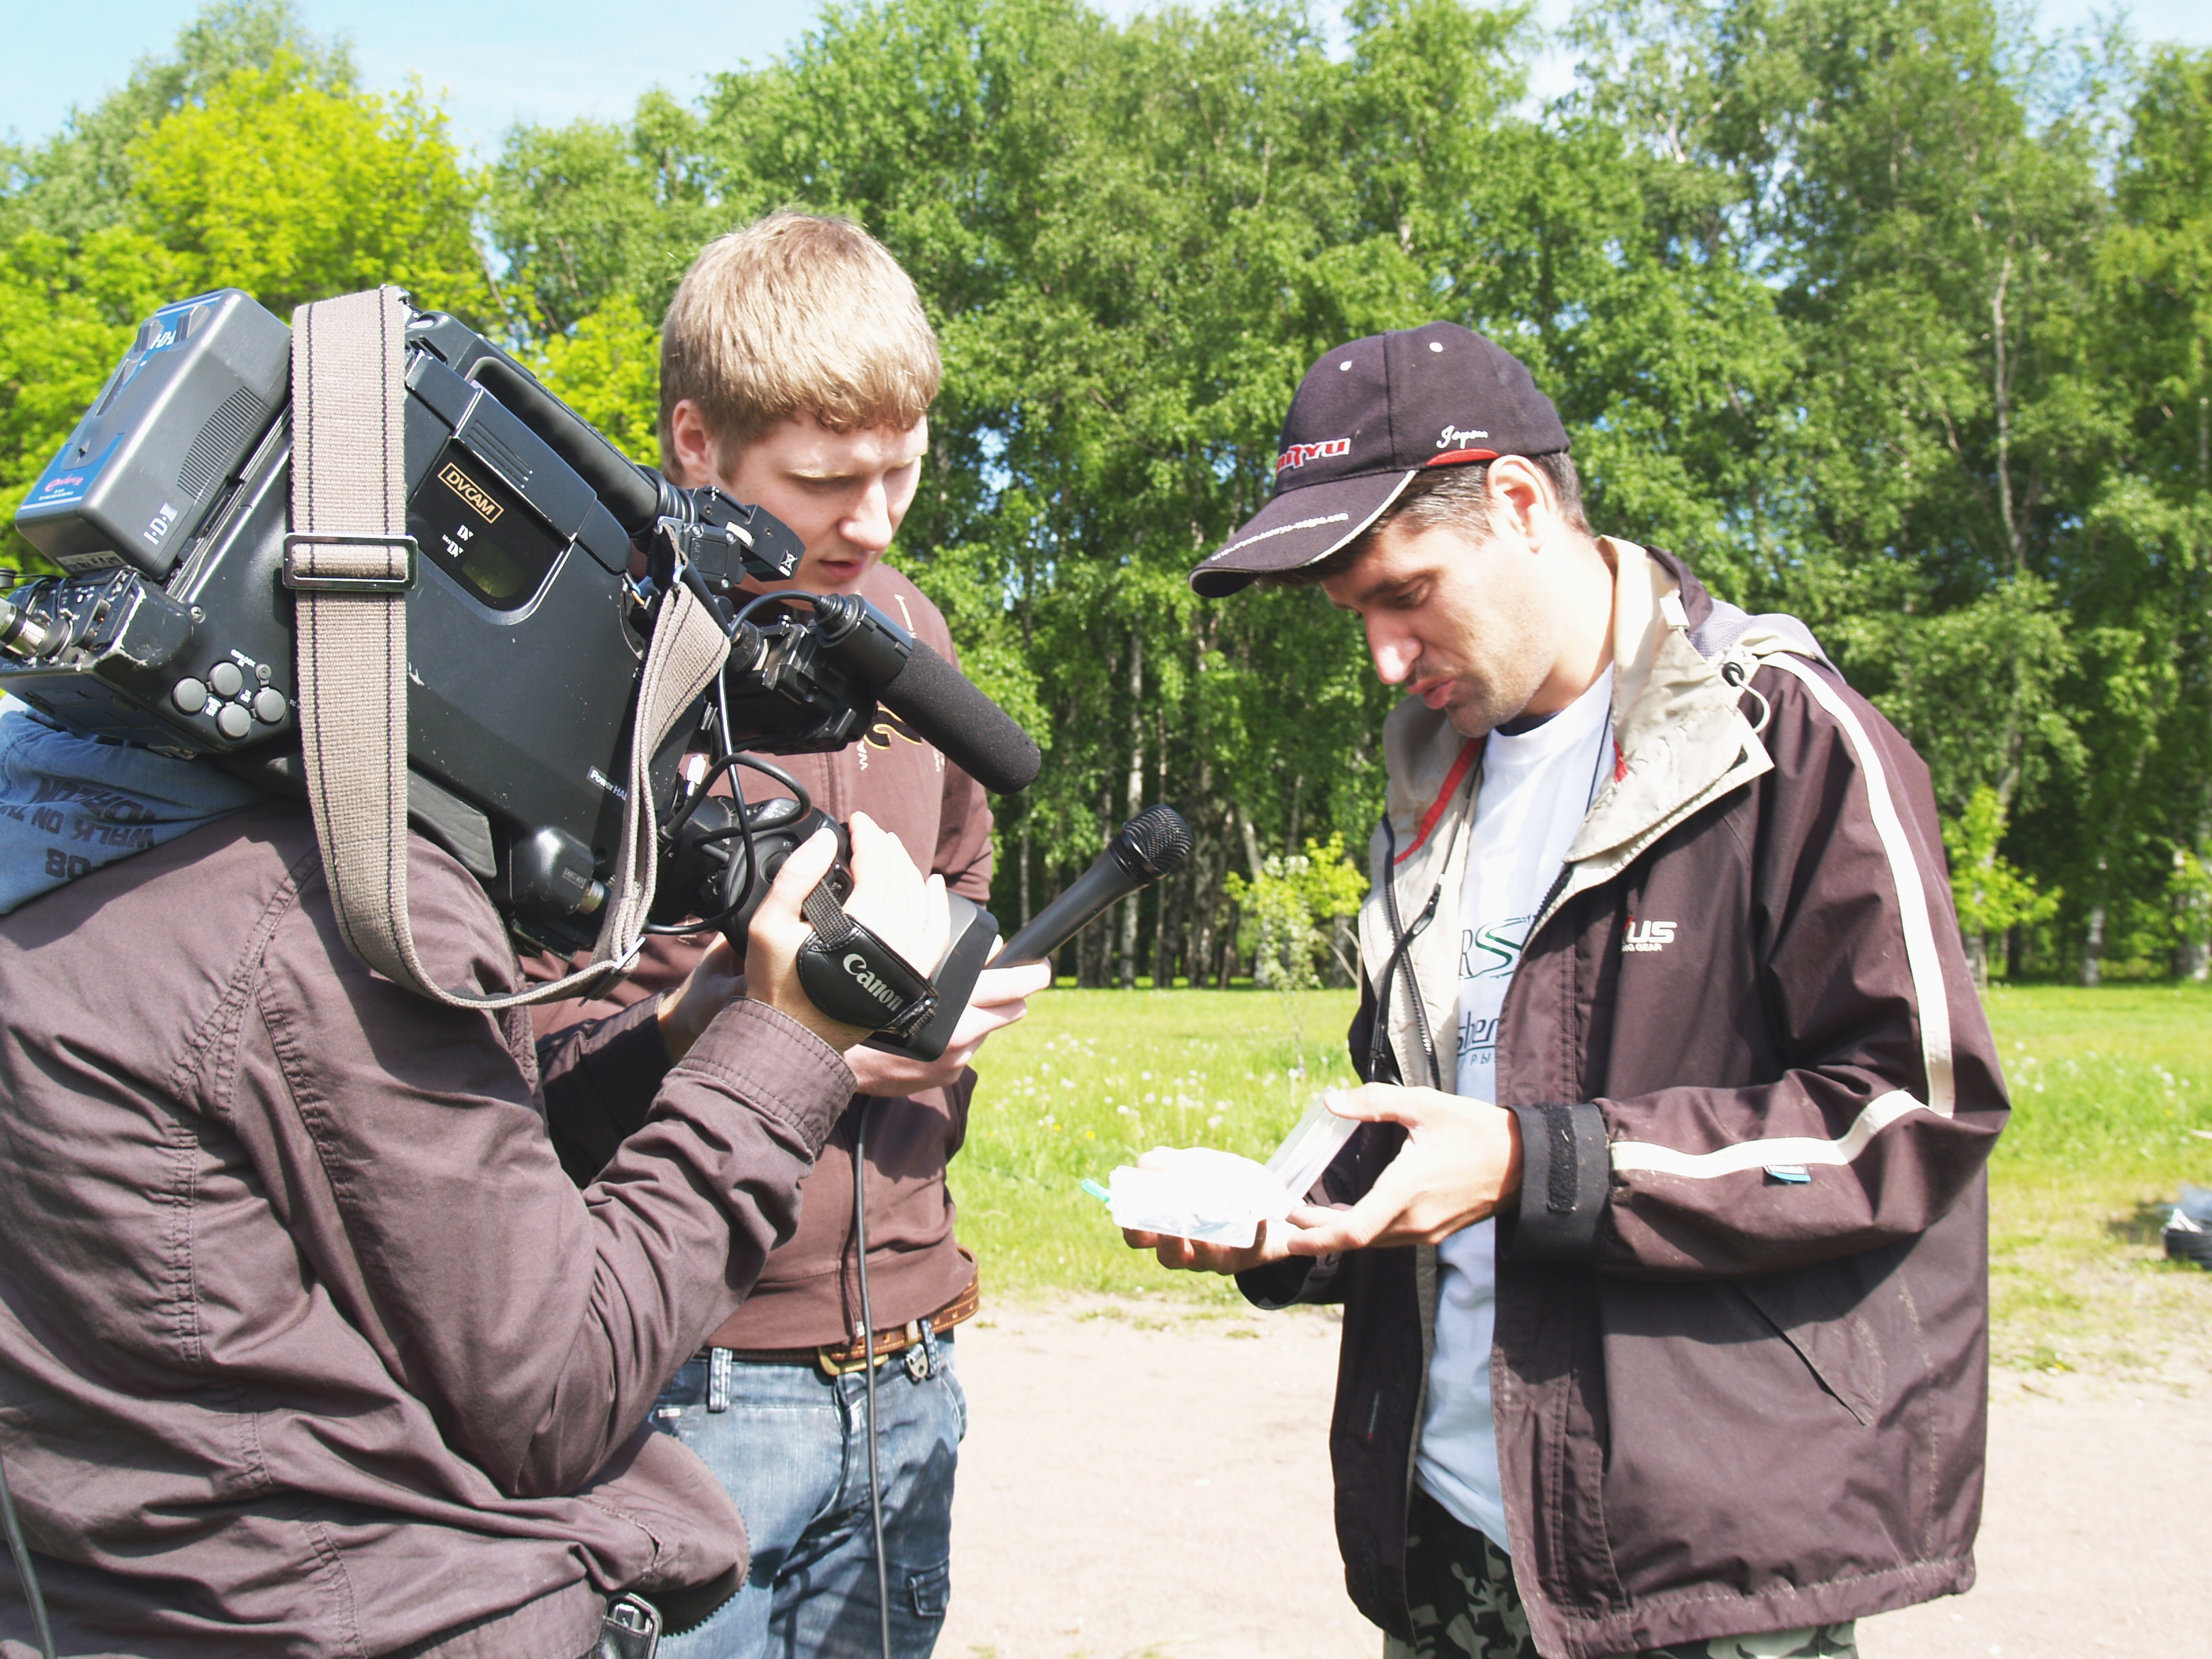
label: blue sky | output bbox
[5,0,2207,162]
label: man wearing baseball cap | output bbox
[1141,323,2008,1659]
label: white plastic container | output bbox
[1101,1091,1359,1248]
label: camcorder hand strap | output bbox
[794,883,941,1041]
[287,286,729,1012]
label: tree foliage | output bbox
[1227,834,1369,990]
[128,56,492,321]
[1,1,485,571]
[7,0,2212,983]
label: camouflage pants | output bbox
[1383,1490,1858,1659]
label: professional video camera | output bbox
[1,287,1040,1054]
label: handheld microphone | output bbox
[997,805,1193,966]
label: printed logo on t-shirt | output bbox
[1458,915,1532,981]
[1456,1011,1500,1062]
[1455,912,1531,1083]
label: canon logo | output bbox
[842,952,903,1008]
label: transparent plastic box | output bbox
[1099,1091,1359,1249]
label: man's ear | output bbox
[665,400,718,490]
[1486,455,1558,546]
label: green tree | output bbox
[23,0,2205,984]
[488,92,724,337]
[2,1,493,575]
[520,293,662,462]
[1942,785,2061,983]
[1,0,352,247]
[1,228,186,575]
[2094,47,2212,979]
[129,54,493,321]
[1227,833,1369,989]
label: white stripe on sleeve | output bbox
[1611,1090,1927,1177]
[1607,653,1957,1181]
[1762,654,1953,1117]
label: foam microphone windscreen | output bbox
[879,640,1043,795]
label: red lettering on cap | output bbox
[1275,438,1351,472]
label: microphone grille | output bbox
[1119,804,1193,878]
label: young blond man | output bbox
[535,212,1048,1658]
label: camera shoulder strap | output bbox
[286,286,729,1011]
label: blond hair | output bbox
[658,212,942,469]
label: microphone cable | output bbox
[851,1100,895,1659]
[0,1448,56,1659]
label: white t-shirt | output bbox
[1414,668,1614,1550]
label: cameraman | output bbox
[531,213,1048,1658]
[0,691,944,1658]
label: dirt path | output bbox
[935,1299,2211,1659]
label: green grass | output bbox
[956,986,1360,1309]
[1978,983,2212,1374]
[954,981,2212,1370]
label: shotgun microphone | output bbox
[997,805,1193,966]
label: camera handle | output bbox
[284,288,729,1011]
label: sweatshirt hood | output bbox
[0,701,262,915]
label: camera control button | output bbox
[171,678,209,715]
[253,688,288,723]
[209,661,245,698]
[216,703,251,741]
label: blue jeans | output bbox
[649,1332,966,1659]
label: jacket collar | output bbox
[1565,540,1771,876]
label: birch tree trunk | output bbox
[1118,629,1143,989]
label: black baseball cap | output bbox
[1189,322,1570,597]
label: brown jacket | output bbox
[533,562,995,1349]
[0,800,855,1658]
[1243,545,2008,1657]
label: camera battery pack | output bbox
[18,289,290,578]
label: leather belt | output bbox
[712,1276,981,1378]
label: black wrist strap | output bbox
[795,885,940,1039]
